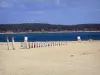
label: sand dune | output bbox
[0,41,100,75]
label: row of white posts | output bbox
[6,36,81,50]
[22,37,68,49]
[22,36,81,49]
[22,41,68,49]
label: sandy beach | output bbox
[0,41,100,75]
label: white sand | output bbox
[0,41,100,75]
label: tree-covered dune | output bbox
[0,23,100,32]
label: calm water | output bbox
[0,32,100,42]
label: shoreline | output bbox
[0,31,100,34]
[0,40,100,43]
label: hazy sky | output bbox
[0,0,100,25]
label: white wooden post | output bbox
[77,36,81,42]
[24,37,28,49]
[12,36,15,50]
[6,35,9,50]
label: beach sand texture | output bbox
[0,41,100,75]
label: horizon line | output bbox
[0,23,100,25]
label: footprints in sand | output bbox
[70,49,100,58]
[81,52,92,55]
[20,68,33,75]
[98,49,100,51]
[70,52,92,58]
[70,55,74,57]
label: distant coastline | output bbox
[0,23,100,34]
[0,31,100,34]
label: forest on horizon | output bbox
[0,23,100,33]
